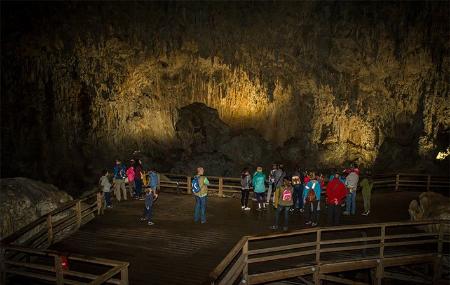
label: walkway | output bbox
[51,191,421,284]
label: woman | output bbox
[240,168,252,210]
[134,160,143,199]
[253,167,266,211]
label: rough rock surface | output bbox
[1,2,449,192]
[409,192,450,233]
[0,178,73,240]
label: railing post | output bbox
[121,264,129,285]
[433,222,444,284]
[47,215,53,245]
[427,175,431,192]
[76,200,82,229]
[219,177,224,197]
[54,255,64,285]
[395,174,400,191]
[375,225,385,285]
[187,176,192,194]
[242,239,248,283]
[314,230,321,284]
[1,247,6,285]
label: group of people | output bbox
[97,159,159,226]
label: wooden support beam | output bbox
[319,273,369,285]
[120,265,129,285]
[384,271,431,284]
[54,255,64,285]
[242,240,248,283]
[187,176,192,194]
[47,215,53,245]
[75,201,82,229]
[395,174,400,191]
[218,178,224,197]
[427,175,431,191]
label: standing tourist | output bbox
[326,171,348,226]
[272,164,286,207]
[100,169,112,208]
[343,167,359,216]
[360,172,374,216]
[266,164,278,204]
[192,167,209,224]
[240,168,252,210]
[113,160,127,202]
[253,166,267,211]
[140,187,158,226]
[291,167,304,212]
[271,177,294,231]
[134,160,143,200]
[126,159,135,198]
[148,167,159,194]
[303,172,321,226]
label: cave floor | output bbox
[51,190,421,285]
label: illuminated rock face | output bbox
[1,2,449,191]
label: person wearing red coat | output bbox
[326,172,348,226]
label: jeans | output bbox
[293,185,303,209]
[345,191,356,215]
[104,192,112,207]
[362,189,371,212]
[241,189,250,207]
[255,192,265,203]
[275,206,290,228]
[135,179,143,197]
[143,197,153,221]
[305,200,319,224]
[327,204,341,226]
[194,196,207,223]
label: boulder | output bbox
[408,192,450,233]
[0,177,73,241]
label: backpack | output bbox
[306,182,317,202]
[282,188,292,201]
[192,176,201,193]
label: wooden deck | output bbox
[49,190,422,285]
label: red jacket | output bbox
[326,178,348,205]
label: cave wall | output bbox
[1,2,449,191]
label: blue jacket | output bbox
[149,171,159,189]
[329,175,346,184]
[303,179,321,201]
[252,171,266,193]
[114,164,126,179]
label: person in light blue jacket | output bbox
[148,169,159,191]
[303,172,321,226]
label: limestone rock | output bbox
[409,192,450,233]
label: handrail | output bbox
[209,219,450,285]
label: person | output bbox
[360,172,374,216]
[149,168,159,193]
[343,163,360,177]
[140,187,158,226]
[126,159,135,197]
[113,160,127,202]
[272,164,286,207]
[134,160,143,200]
[266,164,277,204]
[99,169,112,208]
[96,191,105,215]
[240,168,252,210]
[326,171,348,226]
[290,167,304,213]
[271,177,293,231]
[193,167,209,223]
[303,172,321,226]
[344,168,359,216]
[253,167,266,211]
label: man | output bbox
[272,164,286,206]
[344,168,359,215]
[360,171,374,216]
[193,167,209,224]
[113,159,127,202]
[303,172,321,226]
[266,164,277,204]
[326,171,348,226]
[290,167,304,213]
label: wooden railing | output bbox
[209,220,450,285]
[159,173,449,196]
[0,192,129,284]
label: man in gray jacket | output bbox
[344,170,359,215]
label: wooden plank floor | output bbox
[51,190,422,284]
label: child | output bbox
[96,191,105,215]
[271,177,294,231]
[140,188,158,226]
[99,169,112,208]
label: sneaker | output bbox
[282,226,288,231]
[201,221,206,224]
[140,217,147,221]
[311,222,318,227]
[299,208,304,213]
[270,225,278,230]
[244,207,251,211]
[106,205,113,209]
[241,206,245,209]
[289,208,295,212]
[147,221,154,226]
[139,197,145,201]
[343,211,350,216]
[362,210,370,216]
[305,221,312,225]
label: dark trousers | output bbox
[275,206,290,227]
[143,198,153,222]
[241,189,250,207]
[305,200,319,223]
[293,185,303,209]
[327,204,341,226]
[135,179,143,197]
[104,192,111,206]
[255,192,265,203]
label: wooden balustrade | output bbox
[209,220,450,285]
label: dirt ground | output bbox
[51,190,422,284]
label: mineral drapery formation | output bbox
[1,2,449,193]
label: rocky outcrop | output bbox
[409,192,450,233]
[1,2,449,192]
[0,178,73,241]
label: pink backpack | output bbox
[282,188,292,201]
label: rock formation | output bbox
[0,178,73,242]
[409,192,450,233]
[1,2,449,193]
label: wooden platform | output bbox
[48,190,422,284]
